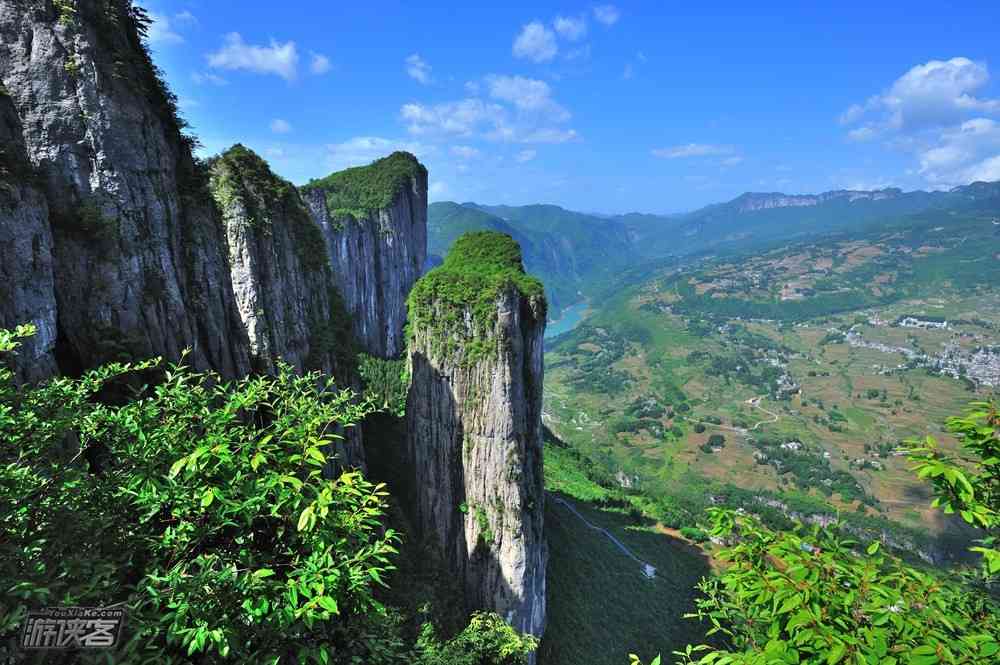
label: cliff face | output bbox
[0,0,249,378]
[302,153,427,359]
[209,145,365,467]
[0,89,57,383]
[209,145,353,378]
[405,232,547,640]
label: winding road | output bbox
[682,395,781,436]
[548,492,657,578]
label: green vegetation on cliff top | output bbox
[302,151,427,221]
[407,231,545,360]
[209,144,329,273]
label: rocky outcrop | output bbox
[0,0,249,379]
[209,144,365,467]
[302,152,427,359]
[405,232,547,642]
[209,145,354,378]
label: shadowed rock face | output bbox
[0,0,249,379]
[0,90,57,383]
[406,276,547,643]
[302,162,427,360]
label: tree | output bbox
[630,400,1000,665]
[707,434,726,447]
[904,401,1000,581]
[0,325,398,662]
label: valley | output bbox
[541,206,1000,565]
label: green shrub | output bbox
[414,612,537,665]
[678,526,709,543]
[407,231,545,363]
[358,353,410,417]
[301,151,426,221]
[0,325,399,663]
[663,509,1000,665]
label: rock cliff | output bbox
[0,0,249,378]
[302,152,427,359]
[209,145,354,378]
[0,87,57,383]
[405,232,547,641]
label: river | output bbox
[545,301,588,339]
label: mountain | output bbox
[674,181,1000,251]
[0,2,546,658]
[428,183,1000,320]
[428,202,680,317]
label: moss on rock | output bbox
[406,231,545,363]
[300,151,426,221]
[209,144,328,272]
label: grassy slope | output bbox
[543,210,999,560]
[539,444,712,665]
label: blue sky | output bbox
[141,1,1000,213]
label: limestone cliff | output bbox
[0,0,249,379]
[208,144,365,467]
[405,232,547,640]
[209,145,354,378]
[0,88,57,383]
[302,153,427,359]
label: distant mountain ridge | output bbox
[428,181,1000,318]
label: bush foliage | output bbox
[302,152,426,221]
[0,326,535,663]
[406,231,545,362]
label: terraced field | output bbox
[543,211,1000,561]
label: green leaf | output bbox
[305,447,327,464]
[297,505,315,532]
[316,596,338,614]
[169,456,187,479]
[252,568,275,580]
[826,642,846,664]
[867,541,880,555]
[200,488,215,507]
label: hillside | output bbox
[543,204,1000,567]
[428,183,1000,320]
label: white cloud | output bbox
[325,136,433,172]
[451,145,481,159]
[516,149,537,163]
[485,75,570,121]
[841,57,1000,135]
[721,156,744,167]
[429,181,449,199]
[917,118,1000,186]
[270,118,293,134]
[553,16,587,41]
[402,99,506,137]
[191,71,228,86]
[401,96,577,144]
[513,21,558,63]
[174,10,197,24]
[207,33,299,81]
[622,63,634,80]
[406,54,432,84]
[146,11,184,45]
[652,143,736,158]
[310,52,331,75]
[842,57,1000,187]
[593,4,621,26]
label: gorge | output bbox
[0,0,547,657]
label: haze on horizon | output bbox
[143,1,1000,214]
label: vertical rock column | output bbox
[301,152,427,359]
[405,232,547,640]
